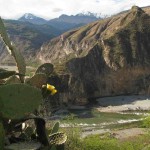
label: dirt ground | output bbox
[112,128,147,140]
[81,95,150,138]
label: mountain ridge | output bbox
[19,13,47,25]
[18,12,101,32]
[0,12,102,65]
[38,6,150,65]
[37,6,150,104]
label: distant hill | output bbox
[0,12,101,64]
[47,13,101,31]
[18,12,101,32]
[0,19,61,64]
[18,13,47,25]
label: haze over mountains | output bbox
[18,12,101,31]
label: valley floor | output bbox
[47,95,150,143]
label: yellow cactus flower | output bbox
[51,89,57,95]
[44,84,58,95]
[47,84,55,91]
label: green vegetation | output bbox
[143,116,150,128]
[64,128,150,150]
[61,109,143,125]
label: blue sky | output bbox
[0,0,149,19]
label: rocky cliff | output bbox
[38,6,149,63]
[38,6,150,104]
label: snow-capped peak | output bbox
[24,13,35,20]
[76,11,101,18]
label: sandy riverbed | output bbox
[96,95,150,112]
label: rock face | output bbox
[37,6,150,105]
[0,20,61,65]
[38,6,150,65]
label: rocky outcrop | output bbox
[38,6,150,105]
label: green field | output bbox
[60,109,144,126]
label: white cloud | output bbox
[0,0,149,19]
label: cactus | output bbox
[49,132,67,145]
[0,69,16,79]
[24,126,34,139]
[0,84,42,119]
[26,73,47,88]
[51,122,60,134]
[0,17,26,82]
[0,17,67,149]
[35,63,54,77]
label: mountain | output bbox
[19,12,101,32]
[0,19,62,65]
[37,6,150,104]
[0,12,101,65]
[46,13,101,31]
[18,13,47,25]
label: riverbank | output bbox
[96,95,150,112]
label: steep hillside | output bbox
[47,13,101,31]
[0,19,61,64]
[37,6,150,104]
[38,6,150,65]
[0,13,101,64]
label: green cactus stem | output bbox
[0,17,26,82]
[36,63,54,77]
[0,83,42,119]
[26,73,47,88]
[51,122,59,134]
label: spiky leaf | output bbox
[26,73,47,88]
[51,122,59,134]
[0,17,26,82]
[0,84,42,119]
[49,132,67,145]
[36,63,53,77]
[0,17,12,48]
